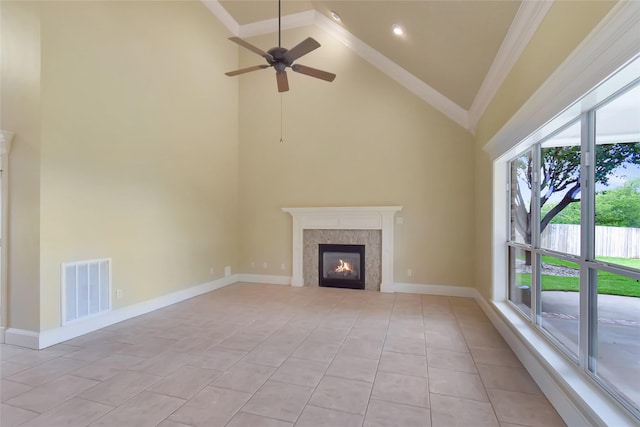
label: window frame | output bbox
[504,80,640,419]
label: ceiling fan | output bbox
[224,0,336,92]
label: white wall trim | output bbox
[3,276,478,350]
[239,10,315,39]
[236,274,291,285]
[4,328,40,349]
[477,298,638,427]
[394,282,480,299]
[6,269,633,425]
[202,1,561,134]
[483,0,640,159]
[469,1,553,133]
[201,0,239,36]
[312,12,470,131]
[202,2,471,131]
[6,274,239,350]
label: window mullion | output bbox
[579,110,596,371]
[531,144,542,324]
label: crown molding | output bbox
[469,1,553,133]
[202,0,239,36]
[312,12,469,130]
[483,0,640,160]
[202,1,470,130]
[239,10,315,38]
[202,0,555,134]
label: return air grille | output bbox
[62,258,111,325]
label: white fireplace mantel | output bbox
[282,206,402,293]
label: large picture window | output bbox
[506,80,640,418]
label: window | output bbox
[506,74,640,418]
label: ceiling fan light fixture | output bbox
[392,24,405,37]
[330,10,341,22]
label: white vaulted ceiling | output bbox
[205,0,553,133]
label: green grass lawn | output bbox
[596,256,640,270]
[516,256,640,297]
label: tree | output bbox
[542,201,580,225]
[543,178,640,227]
[595,178,640,227]
[512,142,640,264]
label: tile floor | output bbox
[0,283,566,427]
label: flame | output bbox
[334,259,354,273]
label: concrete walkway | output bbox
[541,291,640,407]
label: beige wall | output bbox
[238,26,475,288]
[473,1,616,298]
[2,0,620,334]
[4,1,241,332]
[1,1,42,332]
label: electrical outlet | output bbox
[116,289,123,299]
[407,269,413,277]
[224,266,231,277]
[263,262,268,269]
[209,267,214,275]
[280,263,285,270]
[250,261,255,269]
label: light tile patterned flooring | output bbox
[0,283,566,427]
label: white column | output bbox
[290,216,304,286]
[380,211,395,293]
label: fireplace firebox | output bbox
[318,244,365,289]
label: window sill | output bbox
[480,299,638,426]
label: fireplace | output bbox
[282,206,402,292]
[318,244,365,289]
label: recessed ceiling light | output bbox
[330,11,341,22]
[392,24,405,37]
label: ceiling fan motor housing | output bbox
[267,47,292,71]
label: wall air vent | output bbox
[61,258,111,325]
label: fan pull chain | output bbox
[277,0,282,142]
[280,94,284,143]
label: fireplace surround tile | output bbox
[304,230,381,291]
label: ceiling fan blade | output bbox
[225,64,270,77]
[284,37,321,63]
[228,37,273,61]
[291,64,336,82]
[276,70,289,92]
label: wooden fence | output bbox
[541,224,640,258]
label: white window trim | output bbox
[487,2,640,425]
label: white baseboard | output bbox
[0,326,5,344]
[236,274,291,285]
[6,274,240,350]
[6,273,634,426]
[4,328,40,349]
[4,277,473,349]
[390,284,635,425]
[394,282,480,298]
[5,272,634,425]
[476,298,637,427]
